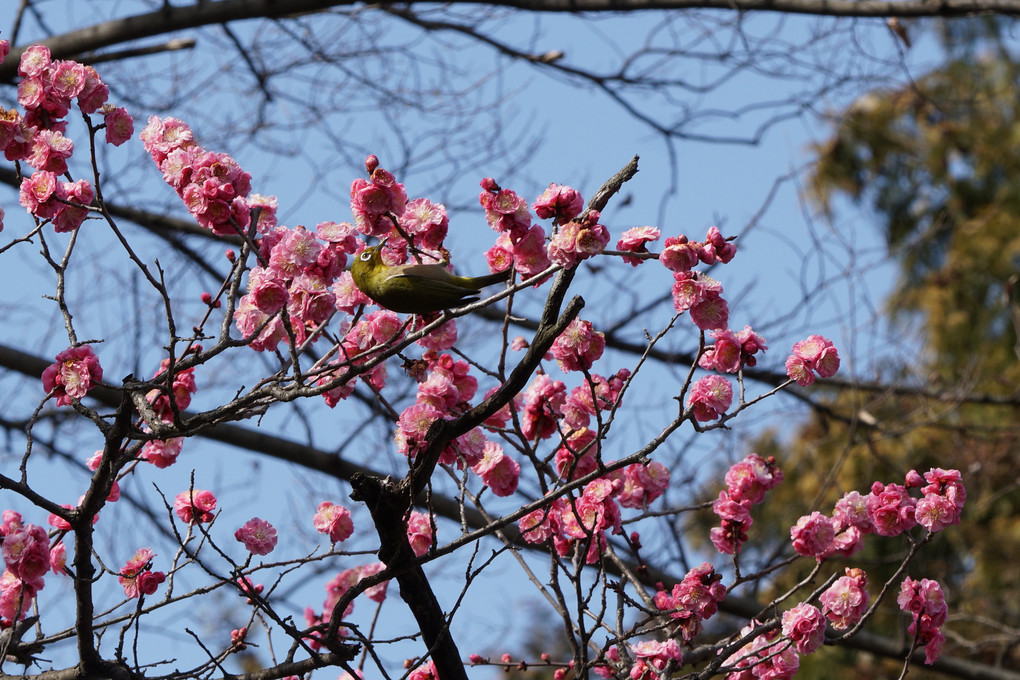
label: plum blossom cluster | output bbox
[482,178,608,277]
[118,547,166,599]
[41,345,103,406]
[787,467,965,561]
[897,576,948,664]
[140,116,253,236]
[350,155,408,237]
[819,567,869,631]
[652,226,736,328]
[313,501,354,543]
[723,621,800,680]
[709,454,784,555]
[518,478,624,564]
[234,222,355,350]
[1,515,55,622]
[235,517,278,556]
[174,489,217,524]
[304,561,390,650]
[627,639,684,680]
[551,318,606,372]
[140,356,199,468]
[3,45,129,232]
[686,374,734,422]
[699,326,768,373]
[784,335,840,386]
[653,562,727,642]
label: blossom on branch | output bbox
[41,345,102,406]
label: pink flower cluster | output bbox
[3,47,127,233]
[533,182,584,225]
[350,157,408,236]
[788,467,965,561]
[174,489,217,524]
[724,622,800,680]
[19,171,95,232]
[617,226,661,266]
[659,226,735,271]
[140,116,253,236]
[629,639,683,680]
[145,357,198,421]
[897,576,948,664]
[551,318,606,372]
[406,510,435,557]
[118,547,166,599]
[547,210,611,269]
[709,454,784,555]
[317,561,390,627]
[235,517,278,555]
[686,374,733,422]
[234,222,353,350]
[784,335,840,386]
[1,517,50,620]
[480,180,553,279]
[780,603,826,654]
[518,478,624,564]
[819,567,869,630]
[41,345,103,406]
[408,660,438,680]
[472,439,521,497]
[520,373,567,440]
[699,326,768,373]
[560,369,630,431]
[313,501,354,543]
[317,309,401,406]
[617,461,670,509]
[653,562,727,642]
[672,271,728,330]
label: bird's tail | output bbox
[469,268,512,289]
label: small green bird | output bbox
[350,240,511,314]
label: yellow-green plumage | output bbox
[350,242,511,314]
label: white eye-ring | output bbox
[359,251,372,261]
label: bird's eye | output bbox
[359,251,372,261]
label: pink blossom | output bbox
[0,570,37,621]
[27,128,74,173]
[686,375,733,422]
[547,212,610,269]
[819,567,869,630]
[406,511,434,557]
[554,428,599,481]
[313,501,354,543]
[509,225,553,278]
[235,517,278,555]
[480,182,532,241]
[551,318,605,372]
[408,659,438,680]
[140,437,184,468]
[350,166,407,236]
[865,481,917,536]
[0,40,7,65]
[699,226,736,264]
[174,489,217,524]
[617,226,661,266]
[781,602,826,654]
[146,358,198,421]
[671,271,722,312]
[358,562,389,603]
[332,270,373,314]
[657,562,726,641]
[118,548,166,598]
[786,335,840,385]
[473,441,520,496]
[77,66,109,114]
[832,490,873,533]
[915,468,965,532]
[0,511,23,537]
[41,345,103,406]
[520,373,567,440]
[50,61,87,100]
[399,198,449,251]
[659,235,701,273]
[2,523,50,587]
[103,106,134,146]
[532,183,583,225]
[628,639,683,680]
[394,401,443,459]
[19,45,52,78]
[790,511,836,558]
[617,461,670,509]
[49,541,67,575]
[724,453,783,505]
[898,577,948,664]
[690,295,729,331]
